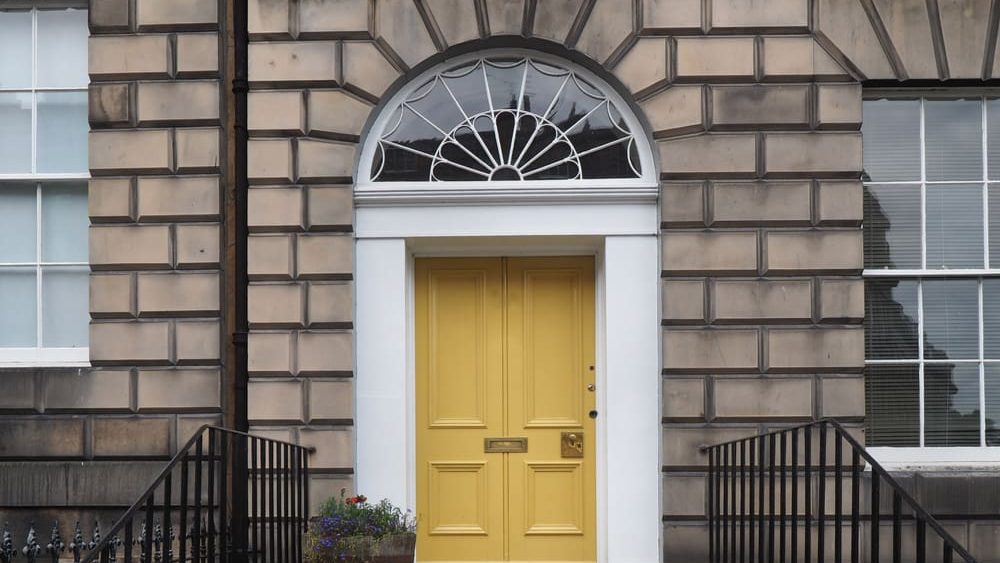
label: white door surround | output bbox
[354,201,662,562]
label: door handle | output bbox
[561,432,584,458]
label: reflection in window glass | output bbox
[866,364,920,446]
[984,365,1000,446]
[924,363,982,446]
[863,185,921,269]
[925,99,983,181]
[371,56,642,182]
[862,99,920,182]
[925,184,984,269]
[922,279,979,360]
[863,97,1000,448]
[865,279,918,359]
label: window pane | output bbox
[985,365,1000,446]
[0,10,32,88]
[0,184,37,262]
[982,280,1000,359]
[866,364,920,446]
[923,279,980,360]
[862,99,920,182]
[863,184,921,269]
[925,99,983,181]
[41,183,88,262]
[926,184,984,269]
[865,279,919,359]
[41,266,88,347]
[0,268,37,346]
[986,100,1000,180]
[989,185,1000,267]
[0,92,33,174]
[37,92,88,173]
[924,363,981,446]
[36,8,89,88]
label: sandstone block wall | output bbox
[4,0,1000,559]
[0,0,226,531]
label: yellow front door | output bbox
[415,256,597,562]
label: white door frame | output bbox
[354,200,662,562]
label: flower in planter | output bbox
[306,489,415,563]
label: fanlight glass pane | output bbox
[370,56,641,182]
[36,8,89,88]
[924,363,981,447]
[42,266,88,347]
[865,364,920,446]
[865,279,919,359]
[925,99,982,181]
[863,184,921,269]
[862,99,920,182]
[0,10,32,88]
[925,184,984,269]
[0,268,37,347]
[37,91,89,173]
[922,279,979,361]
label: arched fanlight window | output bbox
[359,50,653,187]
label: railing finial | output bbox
[45,522,63,563]
[0,524,15,563]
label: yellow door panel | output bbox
[416,256,595,562]
[416,258,504,561]
[507,257,596,562]
[427,462,491,535]
[523,462,585,535]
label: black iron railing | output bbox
[703,419,977,563]
[81,426,311,563]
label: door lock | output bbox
[586,384,595,391]
[560,432,584,458]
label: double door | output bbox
[415,256,596,562]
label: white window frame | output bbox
[864,93,1000,466]
[0,2,89,367]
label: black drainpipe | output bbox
[231,0,250,560]
[233,0,249,435]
